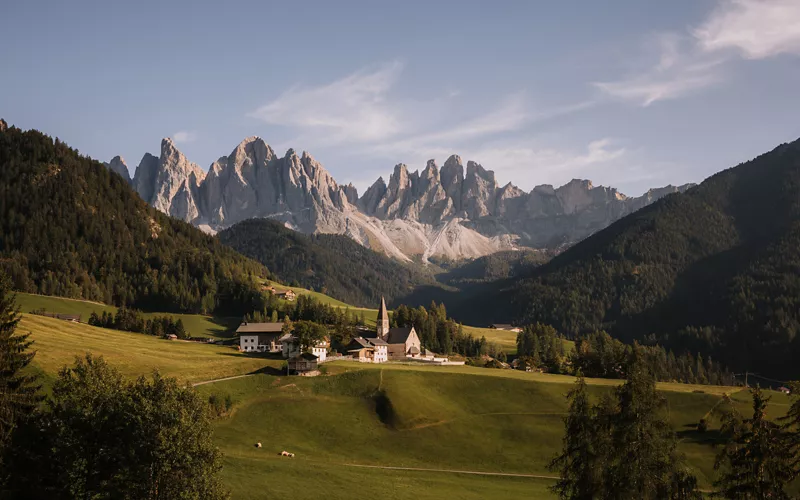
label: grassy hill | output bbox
[14,292,240,339]
[194,363,772,499]
[20,295,773,499]
[21,313,283,385]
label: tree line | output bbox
[551,360,800,499]
[88,308,188,339]
[517,325,734,386]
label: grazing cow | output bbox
[255,443,262,448]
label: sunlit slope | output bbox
[197,364,770,499]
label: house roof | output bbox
[386,327,414,345]
[347,337,374,350]
[236,322,283,334]
[491,324,516,329]
[368,337,388,346]
[289,352,318,361]
[278,333,295,343]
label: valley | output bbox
[15,294,769,499]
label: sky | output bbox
[2,0,800,196]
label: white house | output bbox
[280,333,328,362]
[237,322,284,353]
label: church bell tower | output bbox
[377,296,390,340]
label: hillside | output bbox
[196,365,762,499]
[499,137,800,379]
[0,121,269,315]
[218,218,437,308]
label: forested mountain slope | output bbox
[217,218,436,308]
[504,137,800,378]
[0,120,268,315]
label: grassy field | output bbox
[193,361,777,499]
[21,299,784,499]
[14,292,241,339]
[20,314,284,384]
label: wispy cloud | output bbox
[249,61,406,144]
[595,0,800,106]
[694,0,800,59]
[462,138,627,187]
[172,130,197,143]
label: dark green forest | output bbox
[501,137,800,379]
[218,218,435,308]
[0,122,268,315]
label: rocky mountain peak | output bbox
[105,155,131,183]
[122,135,693,262]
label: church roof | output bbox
[386,327,414,345]
[377,296,389,324]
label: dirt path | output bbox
[341,463,558,480]
[191,374,254,387]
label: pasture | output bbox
[195,362,775,499]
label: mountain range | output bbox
[107,137,693,262]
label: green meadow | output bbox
[15,291,788,499]
[193,363,777,499]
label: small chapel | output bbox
[345,297,422,362]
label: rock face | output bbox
[104,156,131,183]
[112,137,693,262]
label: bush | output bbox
[697,418,708,433]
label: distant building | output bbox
[166,333,178,340]
[237,322,284,353]
[359,297,422,360]
[274,289,297,301]
[346,336,388,363]
[279,333,328,362]
[490,324,521,333]
[288,352,319,375]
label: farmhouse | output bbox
[490,324,521,333]
[237,322,284,353]
[288,352,319,375]
[274,289,296,301]
[280,333,329,362]
[346,336,388,363]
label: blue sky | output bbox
[2,0,799,196]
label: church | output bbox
[346,297,422,362]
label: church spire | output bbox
[377,296,390,339]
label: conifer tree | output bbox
[715,388,794,499]
[603,358,700,499]
[549,376,604,499]
[0,272,41,462]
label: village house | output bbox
[346,336,388,363]
[274,289,297,301]
[490,324,522,333]
[288,352,319,375]
[280,333,328,362]
[237,322,284,353]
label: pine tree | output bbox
[715,388,794,499]
[603,358,700,499]
[0,272,42,470]
[549,376,604,499]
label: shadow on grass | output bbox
[248,365,286,376]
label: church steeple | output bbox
[377,296,390,339]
